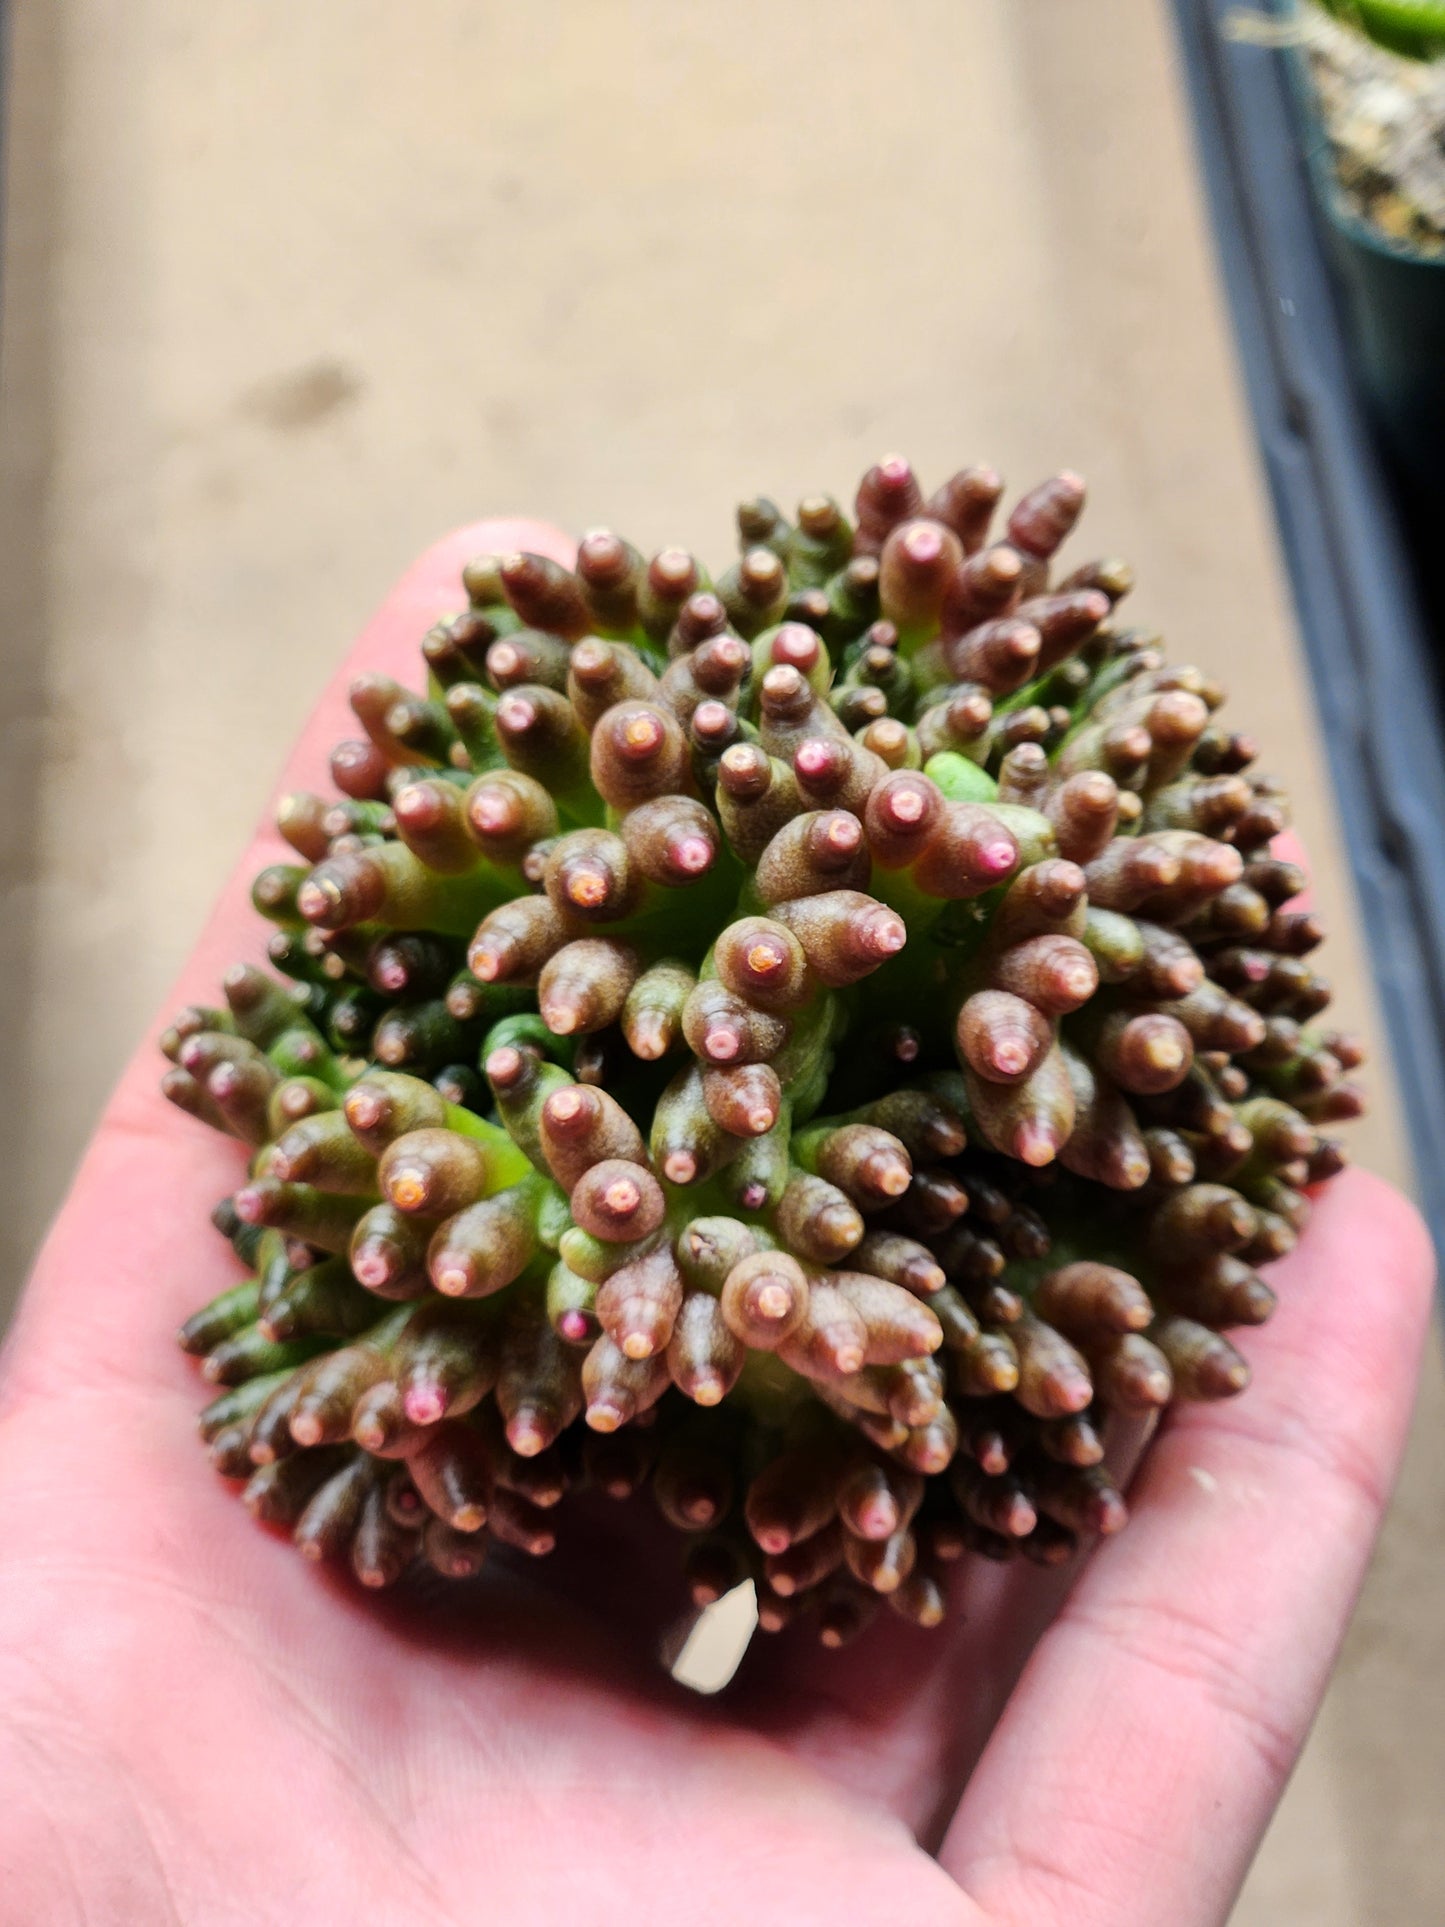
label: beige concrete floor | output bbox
[0,2,1439,1917]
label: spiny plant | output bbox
[163,456,1362,1649]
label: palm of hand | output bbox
[0,521,1431,1927]
[1,1226,1019,1924]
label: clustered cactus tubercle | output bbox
[163,456,1363,1649]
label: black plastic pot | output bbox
[1283,21,1445,494]
[1171,0,1445,1256]
[1317,222,1445,494]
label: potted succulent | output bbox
[1285,0,1445,487]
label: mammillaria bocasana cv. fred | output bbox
[162,456,1361,1651]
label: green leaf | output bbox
[1318,0,1445,59]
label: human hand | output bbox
[0,522,1432,1926]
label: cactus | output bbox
[164,456,1361,1650]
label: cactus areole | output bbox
[164,457,1362,1648]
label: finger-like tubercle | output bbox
[5,521,573,1403]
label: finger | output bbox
[938,1168,1435,1924]
[3,518,573,1402]
[1274,827,1309,905]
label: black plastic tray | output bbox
[1171,0,1445,1253]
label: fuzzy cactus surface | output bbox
[164,457,1362,1649]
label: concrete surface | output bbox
[0,1,1439,1918]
